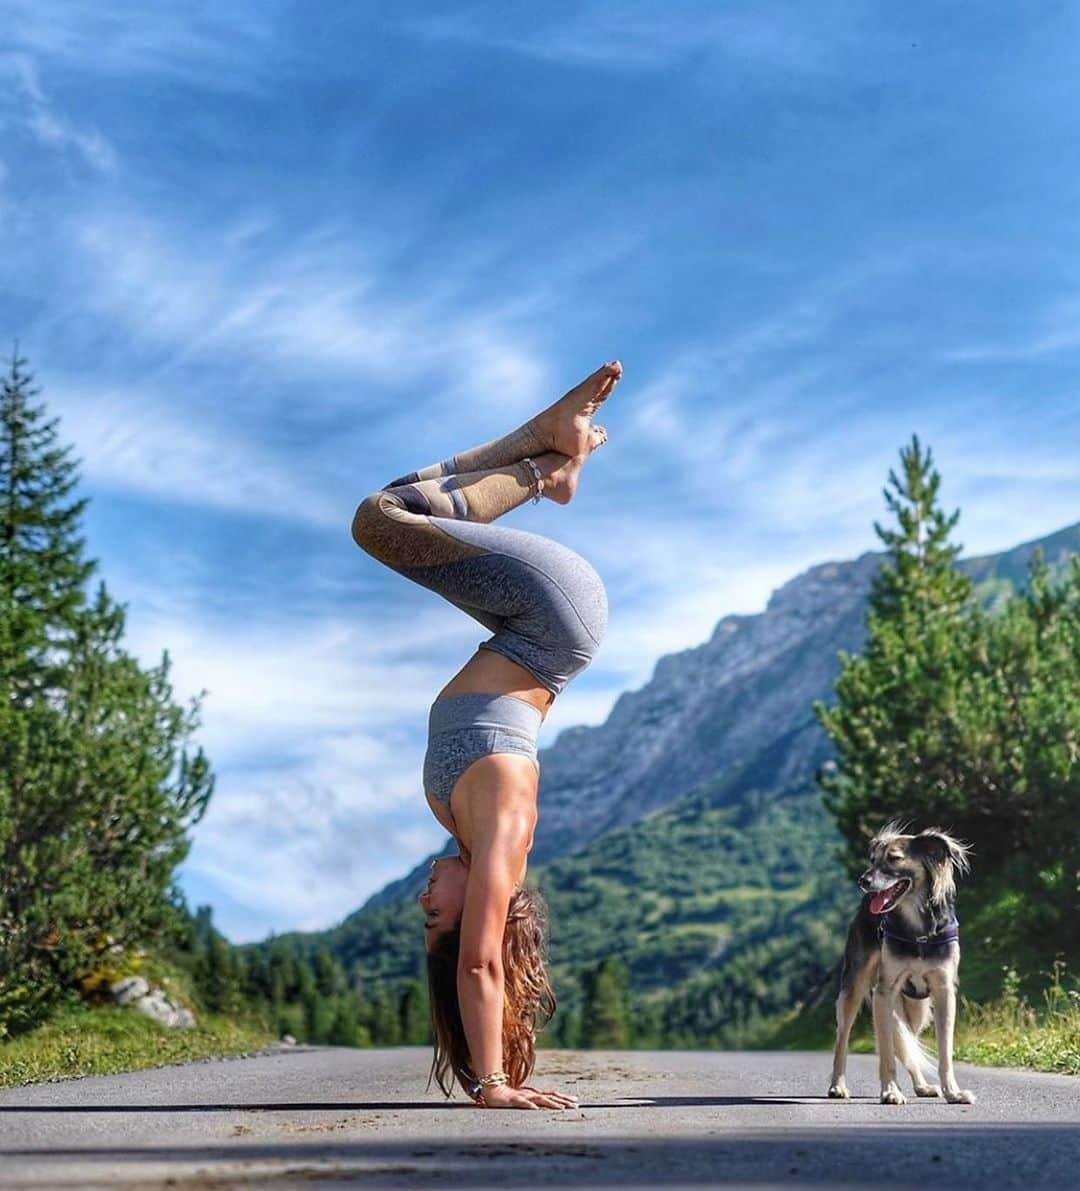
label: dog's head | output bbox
[858,822,971,915]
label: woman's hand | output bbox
[478,1082,579,1110]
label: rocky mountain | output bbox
[367,519,1078,911]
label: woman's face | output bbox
[417,855,467,946]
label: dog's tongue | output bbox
[869,883,901,915]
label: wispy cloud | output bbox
[0,52,115,171]
[392,0,862,74]
[67,209,552,410]
[51,377,341,527]
[941,295,1080,363]
[7,1,279,95]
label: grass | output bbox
[954,965,1080,1076]
[0,1000,274,1088]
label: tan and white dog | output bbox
[828,823,975,1106]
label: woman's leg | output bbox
[351,364,616,708]
[352,447,607,701]
[352,447,577,574]
[384,359,621,493]
[381,453,559,527]
[382,424,545,493]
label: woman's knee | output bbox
[350,492,385,551]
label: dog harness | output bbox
[878,913,960,960]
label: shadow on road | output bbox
[0,1095,815,1113]
[1,1126,1078,1187]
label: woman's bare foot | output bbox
[540,425,607,505]
[530,361,621,458]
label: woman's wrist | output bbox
[475,1069,509,1104]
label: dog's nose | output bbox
[857,870,873,892]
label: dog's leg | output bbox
[896,995,940,1097]
[929,972,975,1105]
[873,981,906,1104]
[828,987,860,1099]
[829,957,874,1098]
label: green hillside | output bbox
[540,778,848,1047]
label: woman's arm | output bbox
[455,809,529,1087]
[454,767,576,1110]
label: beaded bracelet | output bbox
[521,457,544,504]
[476,1070,509,1089]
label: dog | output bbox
[827,822,975,1105]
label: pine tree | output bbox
[267,939,295,1006]
[869,435,969,622]
[368,987,401,1045]
[398,979,428,1045]
[244,945,270,1002]
[0,353,93,697]
[327,997,360,1046]
[313,948,346,998]
[581,956,632,1048]
[816,436,981,871]
[194,909,242,1016]
[349,983,372,1046]
[295,956,317,1003]
[305,990,334,1043]
[0,352,214,1035]
[552,1003,582,1049]
[985,555,1080,929]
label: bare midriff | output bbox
[435,649,554,718]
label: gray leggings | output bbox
[388,514,607,697]
[351,450,607,806]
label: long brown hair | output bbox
[426,886,555,1097]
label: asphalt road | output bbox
[0,1047,1077,1189]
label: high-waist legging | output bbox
[351,424,608,806]
[350,429,608,700]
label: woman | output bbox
[350,360,620,1109]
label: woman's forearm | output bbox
[458,958,505,1082]
[454,827,534,1090]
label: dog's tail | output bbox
[894,996,936,1083]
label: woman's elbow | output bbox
[458,954,503,983]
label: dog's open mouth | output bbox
[868,878,912,915]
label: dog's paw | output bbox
[914,1084,941,1098]
[945,1088,975,1105]
[880,1085,907,1105]
[827,1081,851,1099]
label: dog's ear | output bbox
[913,829,971,903]
[917,829,971,874]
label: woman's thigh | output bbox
[398,518,608,695]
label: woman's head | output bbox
[424,884,555,1097]
[417,855,468,939]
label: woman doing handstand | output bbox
[350,360,620,1110]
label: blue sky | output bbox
[3,2,1078,941]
